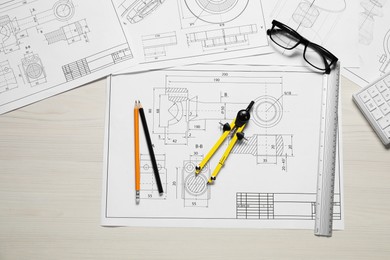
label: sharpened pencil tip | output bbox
[136,191,140,204]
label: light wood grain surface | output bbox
[1,76,389,260]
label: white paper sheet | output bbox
[261,0,359,67]
[343,0,390,87]
[112,0,271,71]
[0,0,134,114]
[102,64,344,229]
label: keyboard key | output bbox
[368,86,379,97]
[384,126,390,139]
[383,89,390,101]
[365,100,376,111]
[353,71,390,146]
[378,115,390,129]
[374,95,385,106]
[384,75,390,87]
[376,81,388,92]
[380,103,390,115]
[372,108,383,120]
[359,91,371,103]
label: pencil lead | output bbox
[136,191,140,204]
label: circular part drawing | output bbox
[185,0,249,24]
[184,173,208,196]
[184,161,208,173]
[26,63,43,79]
[184,162,196,173]
[53,0,75,22]
[252,96,283,128]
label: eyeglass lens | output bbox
[304,45,328,70]
[270,29,300,50]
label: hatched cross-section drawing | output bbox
[231,134,294,170]
[181,156,211,207]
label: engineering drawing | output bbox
[152,76,286,145]
[44,19,90,45]
[236,192,341,220]
[187,24,257,51]
[139,154,167,200]
[0,0,76,55]
[119,0,165,24]
[183,0,249,24]
[231,134,293,170]
[181,155,211,207]
[62,44,132,82]
[21,53,46,86]
[272,0,347,44]
[0,60,17,93]
[0,1,135,115]
[359,0,387,45]
[151,75,294,171]
[103,65,344,228]
[379,29,390,73]
[142,31,177,60]
[0,0,36,14]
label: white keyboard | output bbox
[353,72,390,147]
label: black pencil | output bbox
[138,102,164,195]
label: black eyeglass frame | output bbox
[266,20,338,74]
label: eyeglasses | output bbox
[266,20,338,74]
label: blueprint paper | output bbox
[112,0,271,71]
[101,64,344,229]
[343,0,390,87]
[0,0,134,114]
[261,0,359,67]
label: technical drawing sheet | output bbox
[102,64,344,229]
[111,0,271,71]
[261,0,359,67]
[343,0,390,87]
[0,0,134,114]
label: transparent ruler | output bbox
[314,62,340,237]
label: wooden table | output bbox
[1,77,389,260]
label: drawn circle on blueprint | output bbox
[26,63,43,79]
[184,162,196,173]
[184,173,208,196]
[184,0,249,24]
[184,161,208,173]
[252,96,283,128]
[53,0,75,21]
[0,24,11,42]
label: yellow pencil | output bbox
[134,100,141,204]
